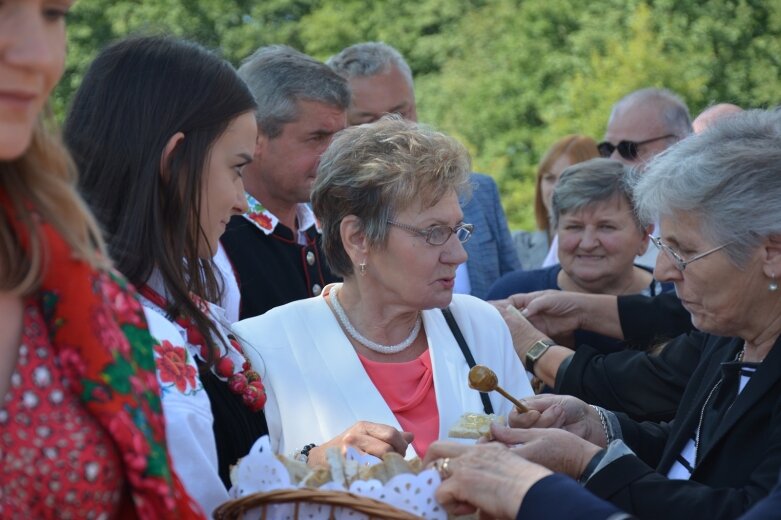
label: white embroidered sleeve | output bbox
[144,307,228,516]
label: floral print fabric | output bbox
[0,196,203,519]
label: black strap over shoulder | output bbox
[441,307,494,415]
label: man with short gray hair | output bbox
[220,45,350,319]
[543,87,693,268]
[327,42,417,126]
[328,42,520,299]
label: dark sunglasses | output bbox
[597,134,676,160]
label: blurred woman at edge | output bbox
[0,1,201,518]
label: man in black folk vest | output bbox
[220,45,350,319]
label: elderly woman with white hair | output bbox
[426,109,781,520]
[233,116,531,461]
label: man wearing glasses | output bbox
[599,88,692,166]
[542,87,692,269]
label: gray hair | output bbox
[634,109,781,267]
[326,42,413,87]
[238,45,350,138]
[610,87,693,139]
[551,158,640,230]
[311,115,471,277]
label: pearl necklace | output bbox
[330,285,422,354]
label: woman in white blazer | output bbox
[234,116,532,462]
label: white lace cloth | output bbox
[230,436,447,519]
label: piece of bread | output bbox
[274,454,310,485]
[447,412,505,439]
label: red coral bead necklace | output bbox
[139,285,266,412]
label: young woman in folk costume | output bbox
[0,2,201,518]
[67,35,411,515]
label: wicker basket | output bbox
[213,488,422,519]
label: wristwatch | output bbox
[525,338,556,374]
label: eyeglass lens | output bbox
[429,225,472,245]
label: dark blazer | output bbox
[618,292,693,348]
[555,293,697,423]
[518,474,631,520]
[556,333,703,423]
[461,173,520,299]
[739,470,781,519]
[585,333,781,520]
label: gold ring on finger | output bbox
[436,457,453,479]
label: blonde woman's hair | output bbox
[0,111,107,295]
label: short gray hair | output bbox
[238,45,350,138]
[610,87,693,138]
[311,116,471,277]
[634,109,781,267]
[551,158,640,230]
[326,42,413,87]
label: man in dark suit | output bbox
[327,42,520,299]
[219,46,350,319]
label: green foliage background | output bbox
[58,0,781,230]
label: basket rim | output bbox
[213,488,425,519]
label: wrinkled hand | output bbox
[489,300,548,360]
[424,441,552,519]
[307,421,414,466]
[506,428,602,478]
[503,290,587,341]
[503,394,607,447]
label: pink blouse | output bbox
[358,349,440,457]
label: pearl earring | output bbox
[770,273,778,292]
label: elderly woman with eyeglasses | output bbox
[233,116,532,460]
[469,109,781,520]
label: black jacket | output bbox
[585,333,781,520]
[555,293,696,422]
[221,215,340,320]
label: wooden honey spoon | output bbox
[468,364,529,413]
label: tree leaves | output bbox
[56,0,781,229]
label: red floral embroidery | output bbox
[108,413,151,473]
[58,346,87,394]
[1,192,203,518]
[92,306,132,357]
[249,212,273,230]
[100,277,145,327]
[155,340,198,393]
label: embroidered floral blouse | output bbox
[141,282,266,516]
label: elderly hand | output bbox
[503,290,587,341]
[507,290,624,341]
[424,441,552,519]
[507,428,603,479]
[504,395,607,447]
[307,421,414,466]
[489,299,550,360]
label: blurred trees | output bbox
[58,0,781,229]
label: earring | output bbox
[770,273,778,292]
[359,262,367,276]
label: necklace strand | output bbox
[139,285,266,412]
[330,285,421,355]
